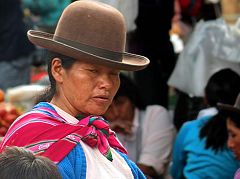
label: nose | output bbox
[99,74,114,90]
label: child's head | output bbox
[0,146,61,179]
[204,68,240,107]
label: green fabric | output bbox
[22,0,71,27]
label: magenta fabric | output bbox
[0,102,127,163]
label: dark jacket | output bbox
[136,0,174,40]
[0,0,35,61]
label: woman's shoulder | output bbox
[143,105,170,121]
[178,119,202,137]
[182,115,212,129]
[145,104,168,113]
[145,104,172,121]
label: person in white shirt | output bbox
[104,74,176,178]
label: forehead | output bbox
[227,118,235,126]
[72,60,119,71]
[73,60,96,67]
[227,118,240,131]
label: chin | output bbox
[90,108,108,116]
[84,102,110,116]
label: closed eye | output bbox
[228,131,236,138]
[88,69,98,73]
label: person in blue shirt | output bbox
[171,68,240,179]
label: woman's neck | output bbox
[50,97,78,117]
[223,13,240,24]
[221,0,240,24]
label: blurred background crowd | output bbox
[1,0,240,178]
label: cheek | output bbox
[235,138,240,150]
[64,74,83,95]
[74,87,92,105]
[68,81,92,106]
[71,75,93,94]
[121,104,133,121]
[122,104,131,112]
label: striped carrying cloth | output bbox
[0,102,127,163]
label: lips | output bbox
[94,94,109,99]
[93,95,111,103]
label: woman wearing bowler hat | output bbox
[0,1,149,179]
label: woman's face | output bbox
[227,118,240,159]
[53,59,120,116]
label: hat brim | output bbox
[27,30,149,71]
[217,103,240,116]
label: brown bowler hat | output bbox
[27,0,149,71]
[217,93,240,116]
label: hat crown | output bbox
[27,0,150,71]
[54,0,126,53]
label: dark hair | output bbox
[200,68,240,152]
[200,113,228,152]
[36,51,76,102]
[204,68,240,106]
[226,113,240,128]
[115,73,145,109]
[0,146,61,179]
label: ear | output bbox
[51,58,64,83]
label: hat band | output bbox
[54,36,123,62]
